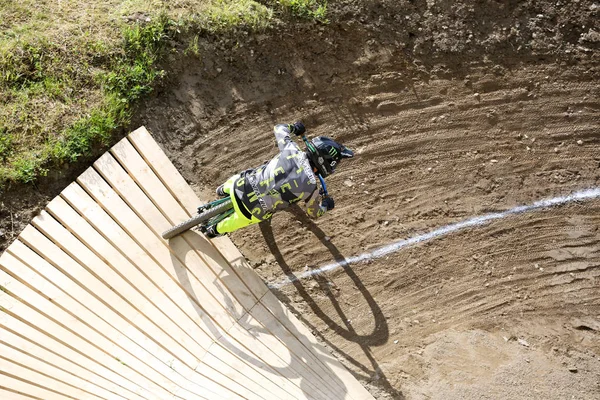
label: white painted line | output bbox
[270,187,600,288]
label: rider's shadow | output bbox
[260,205,405,399]
[169,229,354,400]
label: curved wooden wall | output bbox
[0,127,374,400]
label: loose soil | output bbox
[1,1,599,399]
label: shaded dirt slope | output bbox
[2,1,600,399]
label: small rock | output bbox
[518,338,530,347]
[427,167,433,172]
[577,140,583,145]
[216,67,222,73]
[571,317,600,331]
[0,230,5,239]
[474,93,481,101]
[376,101,398,112]
[324,236,331,242]
[394,340,399,344]
[568,366,578,373]
[490,159,498,163]
[343,180,355,187]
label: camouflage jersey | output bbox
[232,124,327,221]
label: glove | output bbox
[321,196,335,211]
[289,121,306,136]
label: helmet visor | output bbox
[340,146,354,159]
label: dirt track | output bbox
[2,0,599,398]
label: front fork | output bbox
[197,196,231,214]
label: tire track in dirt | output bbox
[215,63,600,398]
[125,9,600,396]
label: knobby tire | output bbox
[161,199,233,239]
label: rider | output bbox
[204,122,354,238]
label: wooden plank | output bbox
[45,196,212,356]
[213,235,271,300]
[0,323,128,400]
[92,152,246,325]
[8,230,178,400]
[0,294,108,400]
[31,210,204,370]
[261,291,375,400]
[0,387,39,400]
[126,130,349,398]
[57,184,215,351]
[78,164,241,331]
[242,301,344,400]
[223,320,332,400]
[0,277,147,400]
[199,347,292,400]
[90,151,329,399]
[128,129,268,297]
[128,127,201,215]
[0,127,375,400]
[116,137,341,399]
[182,234,341,399]
[0,342,106,400]
[53,184,272,396]
[0,310,147,400]
[110,138,259,312]
[73,167,290,398]
[1,247,226,400]
[202,344,299,400]
[14,226,228,400]
[0,373,70,400]
[73,163,302,399]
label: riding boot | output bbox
[216,184,227,198]
[205,224,222,238]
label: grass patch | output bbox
[0,129,12,161]
[0,1,328,187]
[276,0,329,21]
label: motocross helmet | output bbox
[306,136,354,177]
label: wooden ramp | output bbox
[0,127,375,400]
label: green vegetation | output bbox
[277,0,329,21]
[0,0,328,186]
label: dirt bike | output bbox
[161,135,329,240]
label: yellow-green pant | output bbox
[216,175,262,234]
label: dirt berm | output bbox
[1,1,599,399]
